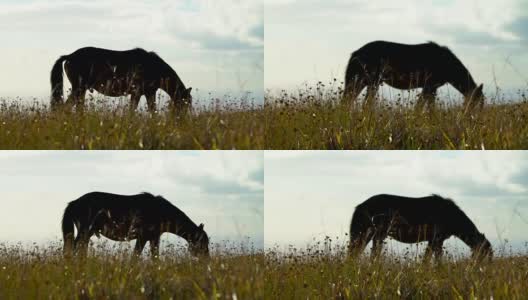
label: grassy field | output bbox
[265,83,528,149]
[0,242,264,299]
[265,242,528,299]
[2,241,527,299]
[0,99,264,149]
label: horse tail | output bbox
[50,55,68,106]
[62,202,76,255]
[344,51,364,97]
[348,205,372,255]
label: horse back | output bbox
[69,47,149,61]
[358,194,459,225]
[353,41,448,72]
[71,192,168,221]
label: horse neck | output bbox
[168,215,198,243]
[447,60,477,97]
[162,70,186,98]
[452,215,482,249]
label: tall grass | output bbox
[0,98,264,149]
[265,240,528,299]
[0,242,264,299]
[265,82,528,149]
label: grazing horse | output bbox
[50,47,192,112]
[344,41,484,109]
[349,194,492,260]
[61,192,209,258]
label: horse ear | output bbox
[199,223,204,230]
[477,84,483,91]
[186,87,192,94]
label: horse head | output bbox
[188,223,209,257]
[470,232,493,260]
[173,87,193,113]
[464,84,484,110]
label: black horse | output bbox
[62,192,209,258]
[50,47,192,112]
[344,41,484,109]
[349,194,492,260]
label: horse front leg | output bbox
[432,240,444,261]
[133,238,147,257]
[145,92,157,113]
[130,92,141,112]
[363,84,379,109]
[424,239,444,262]
[416,87,437,112]
[343,77,366,107]
[424,89,437,111]
[149,236,161,260]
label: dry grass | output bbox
[265,239,528,299]
[0,98,264,149]
[265,82,528,149]
[0,242,264,299]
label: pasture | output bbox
[0,242,264,299]
[0,97,264,149]
[265,82,528,149]
[265,240,528,299]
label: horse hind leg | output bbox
[73,227,91,257]
[363,85,379,110]
[370,216,390,259]
[370,235,385,260]
[66,83,86,111]
[343,76,366,107]
[416,88,437,112]
[348,227,374,257]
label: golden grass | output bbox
[265,83,528,149]
[265,240,528,299]
[0,99,264,149]
[0,242,264,299]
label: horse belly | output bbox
[87,64,142,97]
[383,72,429,90]
[98,223,139,241]
[389,225,434,244]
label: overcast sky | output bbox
[0,0,263,103]
[265,0,528,100]
[265,151,528,255]
[0,151,264,251]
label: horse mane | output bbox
[140,192,198,227]
[426,41,474,85]
[430,194,477,228]
[430,193,460,207]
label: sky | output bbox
[0,0,263,104]
[0,151,264,251]
[265,151,528,255]
[265,0,528,100]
